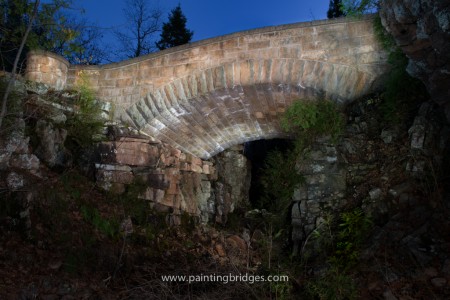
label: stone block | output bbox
[202,164,210,174]
[98,181,125,194]
[140,187,165,203]
[139,172,170,190]
[95,163,132,172]
[100,141,159,166]
[160,194,176,208]
[179,162,190,171]
[170,148,182,158]
[166,181,179,195]
[248,40,270,50]
[291,202,302,219]
[9,154,40,170]
[293,187,308,201]
[226,235,247,252]
[96,169,134,184]
[191,164,203,173]
[208,166,218,181]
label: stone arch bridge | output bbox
[26,14,389,159]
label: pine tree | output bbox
[327,0,346,19]
[155,5,193,51]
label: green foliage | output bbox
[333,209,372,269]
[156,4,193,51]
[340,0,379,16]
[269,276,293,300]
[305,209,371,299]
[311,209,372,268]
[64,73,104,156]
[0,0,105,70]
[80,205,119,238]
[327,0,346,19]
[306,265,357,300]
[281,100,344,143]
[373,16,396,51]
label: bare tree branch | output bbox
[114,0,162,59]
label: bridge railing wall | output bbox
[25,50,70,90]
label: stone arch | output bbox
[123,57,383,158]
[25,15,390,158]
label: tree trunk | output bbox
[0,0,40,131]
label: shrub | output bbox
[306,265,357,300]
[305,209,372,299]
[281,99,344,142]
[64,73,104,156]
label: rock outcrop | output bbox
[380,0,450,121]
[291,95,449,252]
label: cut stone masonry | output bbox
[25,15,389,159]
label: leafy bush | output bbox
[306,209,372,299]
[64,73,104,155]
[281,99,344,143]
[306,265,357,300]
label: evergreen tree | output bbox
[327,0,346,19]
[156,5,193,51]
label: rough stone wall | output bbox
[95,129,251,224]
[213,145,251,224]
[380,0,450,121]
[291,136,347,249]
[290,96,449,252]
[25,15,389,159]
[95,130,216,223]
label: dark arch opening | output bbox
[243,138,293,209]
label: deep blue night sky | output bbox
[75,0,329,49]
